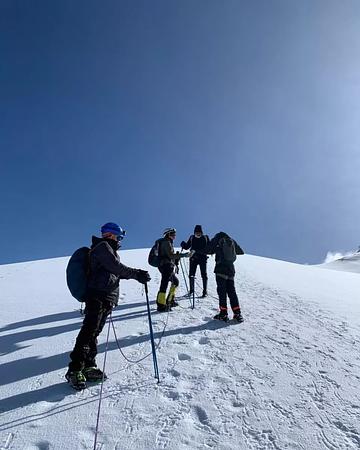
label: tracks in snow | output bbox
[1,272,360,449]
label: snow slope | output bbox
[1,250,360,450]
[319,252,360,274]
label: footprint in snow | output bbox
[163,390,180,400]
[232,400,245,408]
[192,405,210,425]
[178,353,191,361]
[24,442,50,450]
[33,400,55,414]
[169,369,181,378]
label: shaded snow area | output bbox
[320,252,360,274]
[1,249,360,450]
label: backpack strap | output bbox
[87,241,107,276]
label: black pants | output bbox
[69,297,112,372]
[216,275,240,312]
[159,264,179,293]
[189,258,207,293]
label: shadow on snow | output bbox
[0,317,224,414]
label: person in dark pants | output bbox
[205,232,244,322]
[181,225,209,297]
[156,227,191,312]
[66,222,150,389]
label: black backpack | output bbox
[219,237,237,263]
[148,239,162,267]
[66,247,91,302]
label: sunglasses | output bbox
[116,230,126,241]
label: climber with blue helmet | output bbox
[66,222,150,390]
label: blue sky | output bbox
[1,0,360,265]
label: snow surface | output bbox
[1,249,360,450]
[319,252,360,275]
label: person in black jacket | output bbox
[181,225,209,297]
[66,222,150,390]
[156,227,190,312]
[205,232,244,323]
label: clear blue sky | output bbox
[1,0,360,265]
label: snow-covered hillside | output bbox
[320,251,360,274]
[1,250,360,450]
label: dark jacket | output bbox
[205,232,244,277]
[87,236,139,305]
[181,235,209,262]
[158,237,181,269]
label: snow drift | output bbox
[320,251,360,274]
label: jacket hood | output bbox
[91,236,104,246]
[214,231,229,240]
[91,235,119,251]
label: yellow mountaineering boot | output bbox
[156,292,168,312]
[166,285,178,308]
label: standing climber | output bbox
[66,222,151,389]
[181,225,209,297]
[206,232,244,323]
[155,228,191,312]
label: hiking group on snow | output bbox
[65,222,244,389]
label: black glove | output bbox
[136,269,151,284]
[180,241,186,249]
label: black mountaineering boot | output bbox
[202,279,208,298]
[233,312,244,323]
[157,292,170,312]
[65,370,87,390]
[214,310,229,322]
[157,303,171,313]
[83,366,108,382]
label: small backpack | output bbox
[219,237,237,263]
[148,239,162,267]
[66,247,91,302]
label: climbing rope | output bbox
[110,309,169,364]
[93,311,112,450]
[110,287,170,365]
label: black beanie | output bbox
[194,225,203,234]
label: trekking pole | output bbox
[144,283,160,383]
[180,258,192,307]
[190,276,195,309]
[179,254,189,295]
[93,312,111,450]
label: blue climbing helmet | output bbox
[101,222,126,240]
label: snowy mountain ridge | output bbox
[320,250,360,274]
[0,249,360,450]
